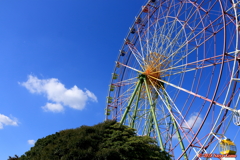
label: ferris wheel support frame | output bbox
[119,74,189,159]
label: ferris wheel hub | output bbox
[143,66,161,78]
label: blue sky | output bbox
[0,0,146,158]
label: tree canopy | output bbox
[16,120,171,160]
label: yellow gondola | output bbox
[219,139,237,155]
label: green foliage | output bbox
[8,155,19,160]
[18,120,171,160]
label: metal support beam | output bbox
[144,77,165,151]
[120,76,144,125]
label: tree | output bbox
[18,120,171,160]
[8,155,19,160]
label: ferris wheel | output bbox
[106,0,240,159]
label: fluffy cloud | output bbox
[20,75,98,112]
[0,114,18,129]
[28,140,35,145]
[183,112,202,130]
[42,103,64,113]
[173,113,202,139]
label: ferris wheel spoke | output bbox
[136,25,145,59]
[160,14,229,68]
[117,62,143,74]
[152,20,186,59]
[148,13,168,55]
[162,55,234,72]
[148,56,224,79]
[144,2,186,59]
[157,16,201,63]
[148,75,228,109]
[126,43,146,69]
[160,55,235,77]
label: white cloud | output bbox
[20,75,98,112]
[28,140,35,145]
[183,112,202,130]
[172,113,202,139]
[0,114,18,129]
[42,103,64,113]
[85,89,98,102]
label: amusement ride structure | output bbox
[106,0,240,159]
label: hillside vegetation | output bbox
[10,120,170,160]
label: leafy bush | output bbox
[17,120,170,160]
